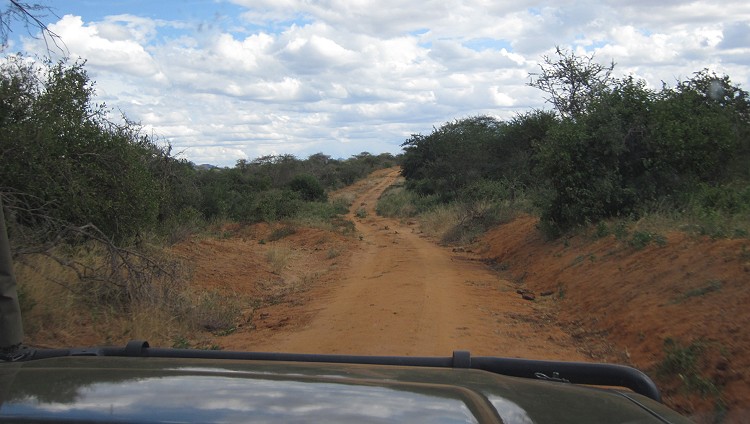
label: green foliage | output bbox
[646,73,744,192]
[628,231,667,249]
[171,336,191,349]
[288,174,327,202]
[247,189,303,222]
[658,338,704,378]
[400,112,552,205]
[194,152,396,225]
[612,221,629,240]
[376,185,420,218]
[397,51,749,240]
[531,55,750,236]
[0,57,180,243]
[594,222,610,238]
[401,116,501,199]
[667,182,750,238]
[1,55,393,248]
[534,76,654,234]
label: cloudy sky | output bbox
[6,0,750,166]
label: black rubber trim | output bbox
[18,341,662,402]
[452,350,471,368]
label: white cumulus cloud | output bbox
[10,0,750,166]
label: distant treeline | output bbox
[401,49,750,237]
[0,56,397,245]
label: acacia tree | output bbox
[528,46,615,119]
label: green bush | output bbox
[533,65,750,237]
[400,113,548,203]
[0,58,171,242]
[628,231,667,249]
[288,174,327,202]
[247,190,302,222]
[292,201,345,228]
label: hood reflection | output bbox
[2,371,479,423]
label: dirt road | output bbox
[239,168,588,359]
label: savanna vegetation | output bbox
[391,48,750,243]
[0,54,396,347]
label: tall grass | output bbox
[628,183,750,239]
[14,255,80,340]
[377,184,535,245]
[13,246,243,347]
[376,185,420,217]
[419,203,463,241]
[289,199,351,233]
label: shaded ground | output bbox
[172,167,749,423]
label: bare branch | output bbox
[528,46,615,119]
[1,1,67,56]
[2,189,184,310]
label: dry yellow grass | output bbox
[266,244,293,274]
[13,250,199,348]
[418,203,462,240]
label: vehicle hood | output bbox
[0,356,691,423]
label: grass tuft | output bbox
[656,338,722,398]
[670,281,723,304]
[266,245,292,274]
[189,290,242,333]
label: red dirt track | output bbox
[210,168,587,360]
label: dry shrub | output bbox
[266,245,292,274]
[14,255,80,341]
[419,203,462,240]
[14,244,199,347]
[331,192,356,208]
[188,290,242,333]
[128,305,185,344]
